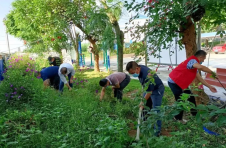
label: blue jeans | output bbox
[143,84,164,135]
[59,73,73,92]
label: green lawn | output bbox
[1,68,225,148]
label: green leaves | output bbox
[5,0,98,53]
[125,0,226,59]
[94,117,130,148]
[216,116,226,125]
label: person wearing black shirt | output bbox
[48,56,62,66]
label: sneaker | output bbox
[182,119,188,123]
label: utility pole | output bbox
[197,22,201,51]
[3,18,11,54]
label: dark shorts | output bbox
[49,75,60,90]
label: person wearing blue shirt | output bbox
[36,66,60,90]
[126,61,164,137]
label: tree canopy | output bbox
[5,0,116,54]
[125,0,226,56]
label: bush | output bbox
[34,56,49,71]
[0,54,37,105]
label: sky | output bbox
[0,0,143,53]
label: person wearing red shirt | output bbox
[168,50,217,122]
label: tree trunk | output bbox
[181,17,209,105]
[113,22,124,72]
[196,22,201,51]
[74,44,79,67]
[94,53,100,72]
[100,0,124,72]
[74,24,99,71]
[68,29,79,67]
[71,38,79,68]
[75,33,80,68]
[90,42,100,72]
[144,41,148,66]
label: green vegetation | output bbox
[1,0,226,147]
[0,54,226,147]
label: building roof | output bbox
[201,32,220,38]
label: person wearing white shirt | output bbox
[58,63,75,92]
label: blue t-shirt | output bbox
[138,65,163,92]
[168,59,198,83]
[41,66,59,81]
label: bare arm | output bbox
[66,83,72,90]
[112,83,120,89]
[196,73,211,88]
[193,63,212,74]
[70,75,74,83]
[196,73,217,93]
[100,87,106,101]
[144,92,151,101]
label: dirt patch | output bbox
[161,128,172,137]
[128,123,137,138]
[126,113,136,121]
[125,90,139,100]
[128,130,137,138]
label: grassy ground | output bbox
[0,69,173,147]
[1,69,226,148]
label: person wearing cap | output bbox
[35,66,60,90]
[99,72,131,101]
[48,56,62,66]
[126,61,164,137]
[168,50,217,122]
[58,63,75,92]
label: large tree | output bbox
[5,0,77,63]
[126,0,226,104]
[101,0,124,72]
[5,0,115,71]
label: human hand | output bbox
[112,86,115,91]
[211,72,218,79]
[208,85,217,93]
[70,79,73,84]
[69,87,72,91]
[99,97,103,101]
[139,102,144,110]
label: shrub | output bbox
[0,54,37,105]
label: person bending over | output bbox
[168,50,217,122]
[58,63,75,92]
[36,66,60,90]
[99,72,131,101]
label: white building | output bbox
[122,14,149,46]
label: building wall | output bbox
[123,18,148,44]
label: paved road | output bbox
[85,52,226,100]
[202,52,226,69]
